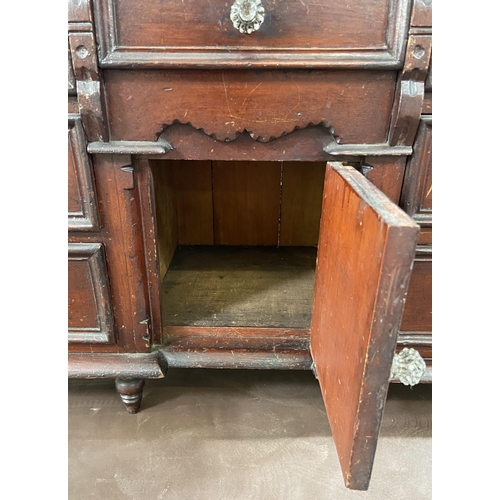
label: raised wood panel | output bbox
[400,116,432,225]
[68,117,99,231]
[410,0,432,27]
[104,69,397,144]
[362,156,407,204]
[310,163,419,490]
[95,0,411,68]
[280,162,325,246]
[68,243,115,344]
[212,161,281,245]
[400,247,432,332]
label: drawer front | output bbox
[95,0,411,68]
[68,243,115,344]
[68,116,99,231]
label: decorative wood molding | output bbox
[68,116,100,231]
[68,243,115,344]
[68,352,167,378]
[94,0,412,69]
[400,116,432,225]
[388,34,432,146]
[68,26,109,141]
[104,69,397,144]
[87,140,172,155]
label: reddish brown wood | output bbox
[68,0,92,23]
[310,163,419,490]
[69,155,152,354]
[95,0,410,68]
[68,243,114,344]
[362,156,407,204]
[410,0,432,27]
[280,162,325,246]
[68,117,100,231]
[135,157,164,346]
[155,123,335,162]
[400,116,432,225]
[400,247,432,332]
[388,35,432,147]
[212,161,281,245]
[104,69,396,144]
[68,353,167,378]
[159,161,214,246]
[115,378,146,413]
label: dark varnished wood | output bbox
[388,34,432,147]
[104,69,396,143]
[68,243,114,344]
[94,0,411,68]
[400,246,432,332]
[69,155,152,354]
[310,163,419,489]
[400,116,432,226]
[115,378,146,413]
[362,156,407,204]
[68,352,167,378]
[410,0,432,27]
[68,116,100,231]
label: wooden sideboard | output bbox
[68,0,432,490]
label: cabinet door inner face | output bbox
[310,162,419,490]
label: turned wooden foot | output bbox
[115,378,145,413]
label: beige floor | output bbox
[68,369,431,499]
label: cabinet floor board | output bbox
[161,246,317,329]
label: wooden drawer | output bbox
[68,116,99,231]
[68,243,115,344]
[94,0,411,68]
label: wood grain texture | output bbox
[68,353,167,378]
[388,35,431,147]
[68,117,100,231]
[155,123,335,162]
[310,163,419,490]
[410,0,432,27]
[164,161,214,246]
[280,162,325,246]
[135,158,164,345]
[104,69,396,143]
[400,247,432,332]
[161,246,316,328]
[69,155,152,354]
[149,162,178,280]
[68,243,114,344]
[213,162,281,245]
[95,0,410,68]
[400,116,432,226]
[362,156,407,204]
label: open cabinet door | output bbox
[310,162,419,490]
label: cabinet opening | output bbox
[149,160,329,339]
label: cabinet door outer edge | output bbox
[310,162,419,490]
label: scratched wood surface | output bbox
[310,163,419,489]
[161,246,317,328]
[104,69,396,143]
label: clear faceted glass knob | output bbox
[230,0,265,34]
